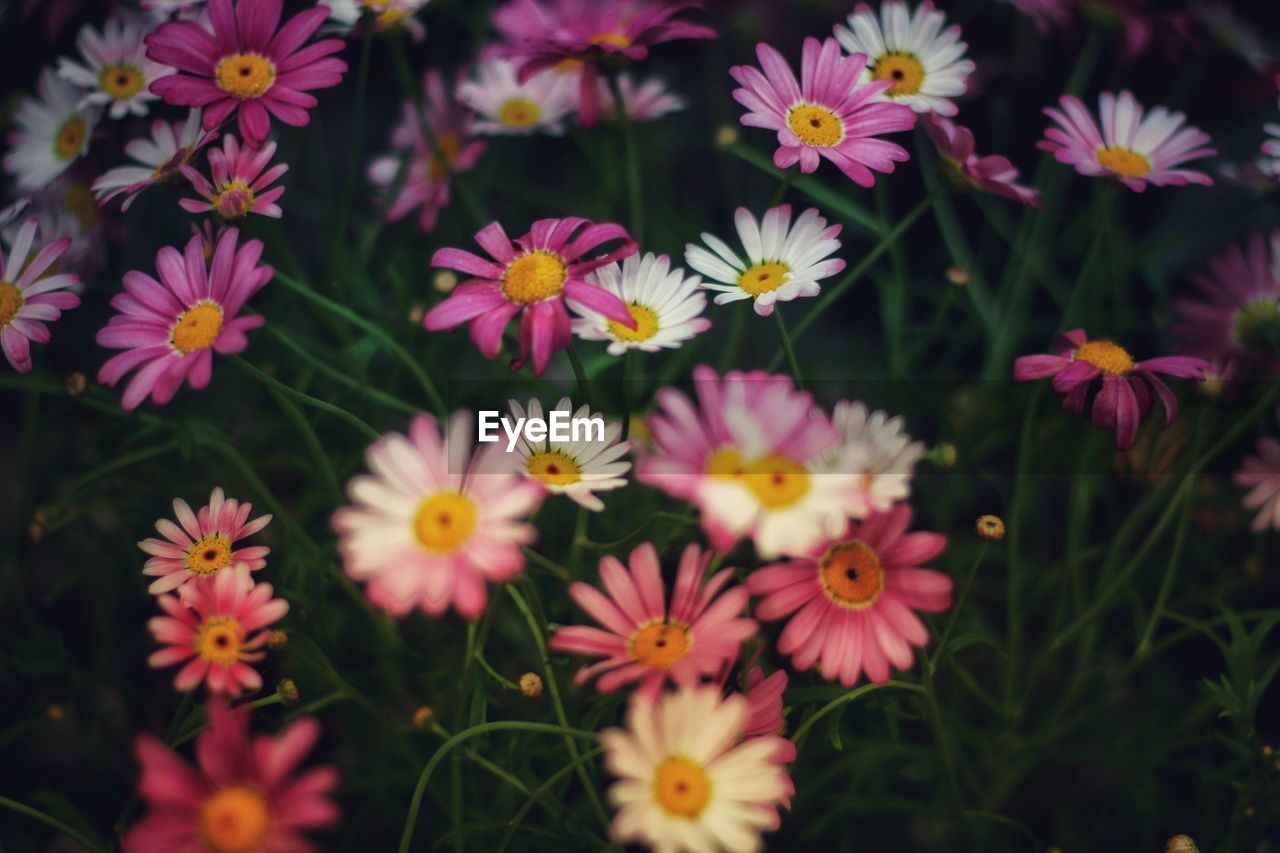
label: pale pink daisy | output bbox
[138,486,272,594]
[549,542,756,698]
[97,227,272,410]
[596,72,687,122]
[456,57,577,136]
[923,114,1042,207]
[1039,91,1216,191]
[180,135,288,219]
[4,68,101,193]
[0,219,81,373]
[57,16,173,119]
[747,504,951,686]
[816,400,925,515]
[730,37,916,186]
[1235,409,1280,533]
[332,412,543,620]
[92,109,216,210]
[147,564,288,696]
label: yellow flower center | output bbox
[0,282,23,329]
[360,0,408,26]
[1074,339,1134,375]
[1095,146,1150,179]
[195,616,245,667]
[786,104,843,147]
[743,453,810,509]
[498,98,542,128]
[705,447,746,479]
[591,31,632,48]
[426,132,462,180]
[737,261,790,297]
[413,492,477,553]
[871,52,925,97]
[606,303,659,342]
[54,116,87,161]
[1234,298,1280,350]
[502,251,567,304]
[99,62,145,100]
[552,57,583,74]
[526,449,581,487]
[629,621,690,669]
[212,180,256,219]
[200,786,272,853]
[65,183,99,233]
[215,53,276,100]
[184,533,234,576]
[652,756,711,818]
[170,300,225,354]
[819,539,885,608]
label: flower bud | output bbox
[267,630,288,650]
[65,372,87,397]
[412,706,434,730]
[277,679,299,706]
[1166,835,1198,853]
[714,125,739,150]
[976,515,1005,541]
[519,672,543,698]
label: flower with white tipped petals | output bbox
[57,16,172,119]
[505,397,631,511]
[573,252,710,355]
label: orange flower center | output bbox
[737,261,790,297]
[652,756,711,818]
[1073,339,1134,375]
[426,132,463,180]
[629,621,690,669]
[590,31,632,49]
[526,450,581,487]
[819,539,885,608]
[195,616,245,667]
[704,448,810,509]
[1095,147,1150,179]
[200,786,272,853]
[184,533,233,576]
[215,53,276,100]
[786,104,843,147]
[498,98,542,128]
[871,52,925,97]
[606,303,659,342]
[413,492,477,553]
[170,300,225,354]
[502,251,567,303]
[54,116,87,161]
[99,62,145,100]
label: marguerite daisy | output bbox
[1235,408,1280,533]
[596,72,687,122]
[138,486,272,594]
[57,16,172,119]
[180,135,288,219]
[505,397,631,511]
[819,400,925,515]
[456,57,576,136]
[92,109,216,210]
[0,218,81,373]
[320,0,431,41]
[4,68,100,193]
[572,251,710,355]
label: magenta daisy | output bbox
[730,37,916,186]
[425,217,639,376]
[549,542,756,699]
[180,135,287,219]
[1039,91,1216,191]
[923,114,1042,208]
[97,227,272,410]
[145,0,347,148]
[0,219,81,373]
[747,504,951,686]
[138,486,272,595]
[1014,328,1211,451]
[1235,410,1280,533]
[92,109,216,211]
[147,564,288,696]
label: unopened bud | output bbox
[408,303,425,325]
[945,266,970,286]
[714,125,739,150]
[432,270,458,293]
[928,442,958,469]
[65,372,87,396]
[28,522,44,542]
[519,672,543,698]
[46,704,66,722]
[1166,835,1198,853]
[976,515,1005,541]
[277,679,299,705]
[412,706,434,730]
[267,630,288,650]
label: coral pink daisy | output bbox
[730,37,916,187]
[145,0,347,148]
[147,564,288,696]
[180,134,288,219]
[1039,91,1216,192]
[124,699,338,852]
[138,486,272,594]
[739,665,795,829]
[1014,328,1211,451]
[923,114,1042,208]
[747,504,951,686]
[425,217,638,376]
[1235,409,1280,533]
[332,412,543,620]
[97,227,272,410]
[0,219,81,373]
[549,542,756,698]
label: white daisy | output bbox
[56,17,172,119]
[3,68,101,193]
[685,205,845,317]
[92,110,214,211]
[505,397,631,511]
[3,180,105,283]
[601,686,792,853]
[834,0,975,117]
[573,252,710,355]
[456,58,577,136]
[597,73,687,122]
[319,0,430,41]
[818,400,925,515]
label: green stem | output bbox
[607,73,644,243]
[1134,473,1194,657]
[233,356,381,441]
[0,796,103,853]
[791,680,920,748]
[726,141,882,236]
[620,349,635,440]
[474,651,518,690]
[931,542,989,667]
[266,325,419,416]
[770,166,797,207]
[772,307,803,388]
[496,747,608,852]
[922,657,964,809]
[335,27,373,247]
[565,344,595,410]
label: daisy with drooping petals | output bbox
[145,0,348,148]
[320,0,430,41]
[457,57,576,136]
[923,114,1042,208]
[748,504,951,686]
[4,68,100,193]
[739,666,795,829]
[0,219,81,373]
[600,686,792,852]
[147,564,288,696]
[180,135,288,219]
[730,37,916,186]
[685,205,844,317]
[139,486,272,594]
[505,397,631,511]
[817,400,925,515]
[92,109,216,210]
[1235,410,1280,533]
[332,412,543,620]
[596,72,687,122]
[57,16,172,119]
[572,252,710,355]
[1014,328,1211,451]
[834,0,975,117]
[551,542,756,698]
[426,217,638,376]
[97,227,272,410]
[125,700,338,853]
[1039,91,1216,191]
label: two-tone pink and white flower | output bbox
[923,114,1041,207]
[180,135,288,219]
[93,109,216,210]
[0,219,81,373]
[138,486,272,594]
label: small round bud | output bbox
[714,125,739,150]
[28,521,44,543]
[408,303,426,325]
[519,672,543,698]
[32,507,48,525]
[432,270,458,293]
[412,706,434,730]
[277,679,299,705]
[945,266,970,286]
[1262,744,1274,758]
[976,515,1005,541]
[65,371,87,397]
[1245,805,1256,817]
[46,704,66,722]
[927,442,957,470]
[1166,835,1198,853]
[267,630,288,650]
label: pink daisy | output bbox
[138,486,272,595]
[92,109,217,211]
[730,37,917,187]
[425,217,638,376]
[97,227,272,410]
[1039,91,1216,192]
[923,114,1042,208]
[747,504,951,686]
[1014,328,1211,451]
[596,72,686,122]
[332,412,543,620]
[740,666,794,828]
[180,134,288,219]
[124,699,338,853]
[147,564,289,696]
[0,219,81,373]
[1235,409,1280,533]
[549,542,756,699]
[145,0,347,148]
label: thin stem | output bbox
[232,356,381,441]
[474,651,518,690]
[335,26,373,246]
[931,542,989,667]
[620,349,635,440]
[1135,474,1194,657]
[565,344,595,410]
[496,746,608,852]
[0,796,103,853]
[772,307,803,388]
[922,657,964,809]
[726,141,882,236]
[791,680,920,748]
[264,385,343,505]
[266,325,419,415]
[770,166,797,207]
[607,73,644,243]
